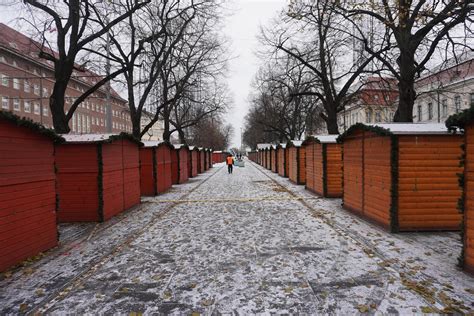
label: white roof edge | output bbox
[365,123,455,135]
[142,140,166,148]
[61,133,116,143]
[311,135,338,143]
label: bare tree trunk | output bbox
[325,106,339,134]
[394,52,416,122]
[50,80,70,133]
[178,129,186,144]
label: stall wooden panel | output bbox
[56,144,101,221]
[171,149,179,185]
[398,135,462,231]
[178,147,189,184]
[156,144,173,193]
[465,125,474,273]
[277,147,286,177]
[0,117,58,272]
[342,131,364,214]
[326,144,343,197]
[271,147,278,173]
[139,147,155,196]
[363,133,391,229]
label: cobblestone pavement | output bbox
[1,160,474,314]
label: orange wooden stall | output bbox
[287,140,306,185]
[55,134,141,223]
[0,112,60,272]
[198,148,206,173]
[303,135,342,198]
[339,123,463,232]
[446,109,474,274]
[188,146,199,178]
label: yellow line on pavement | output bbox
[148,196,321,204]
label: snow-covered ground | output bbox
[1,160,473,314]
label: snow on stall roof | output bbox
[213,150,223,153]
[257,143,272,150]
[142,141,165,148]
[188,146,196,150]
[174,144,186,149]
[279,143,287,149]
[61,134,116,143]
[312,135,338,143]
[291,140,303,147]
[366,123,453,135]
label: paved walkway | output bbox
[1,160,474,314]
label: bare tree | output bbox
[189,116,233,150]
[21,0,150,133]
[262,0,389,134]
[98,0,202,139]
[341,0,474,122]
[244,56,325,146]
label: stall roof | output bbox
[257,143,272,150]
[62,134,116,143]
[305,135,339,144]
[365,123,452,135]
[288,140,303,147]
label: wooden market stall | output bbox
[171,147,179,185]
[212,151,224,164]
[446,109,474,273]
[0,112,62,272]
[188,146,199,178]
[208,149,213,169]
[55,134,142,223]
[140,141,174,196]
[287,140,306,185]
[174,144,189,184]
[270,145,278,173]
[338,123,463,232]
[304,135,342,198]
[198,148,206,174]
[277,144,288,177]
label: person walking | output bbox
[226,154,234,174]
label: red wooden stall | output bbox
[212,151,224,164]
[198,147,206,174]
[207,149,213,169]
[175,144,189,184]
[188,146,199,178]
[171,147,179,185]
[0,112,61,272]
[277,144,288,177]
[270,145,278,173]
[140,141,174,196]
[55,134,141,223]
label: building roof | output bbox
[0,23,125,102]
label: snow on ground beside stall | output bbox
[0,161,473,314]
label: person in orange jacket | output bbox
[226,154,234,174]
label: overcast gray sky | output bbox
[0,0,287,148]
[223,0,286,148]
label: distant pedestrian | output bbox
[226,155,234,174]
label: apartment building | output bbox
[338,77,399,132]
[0,23,132,134]
[413,55,474,123]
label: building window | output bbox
[24,81,31,93]
[442,99,448,118]
[375,111,381,123]
[428,103,433,120]
[42,88,48,97]
[366,109,372,123]
[24,101,31,113]
[13,99,20,111]
[454,95,461,113]
[43,106,49,117]
[34,84,40,95]
[1,97,9,109]
[34,103,40,115]
[13,78,20,90]
[418,105,422,122]
[1,74,8,86]
[470,93,474,107]
[87,116,91,132]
